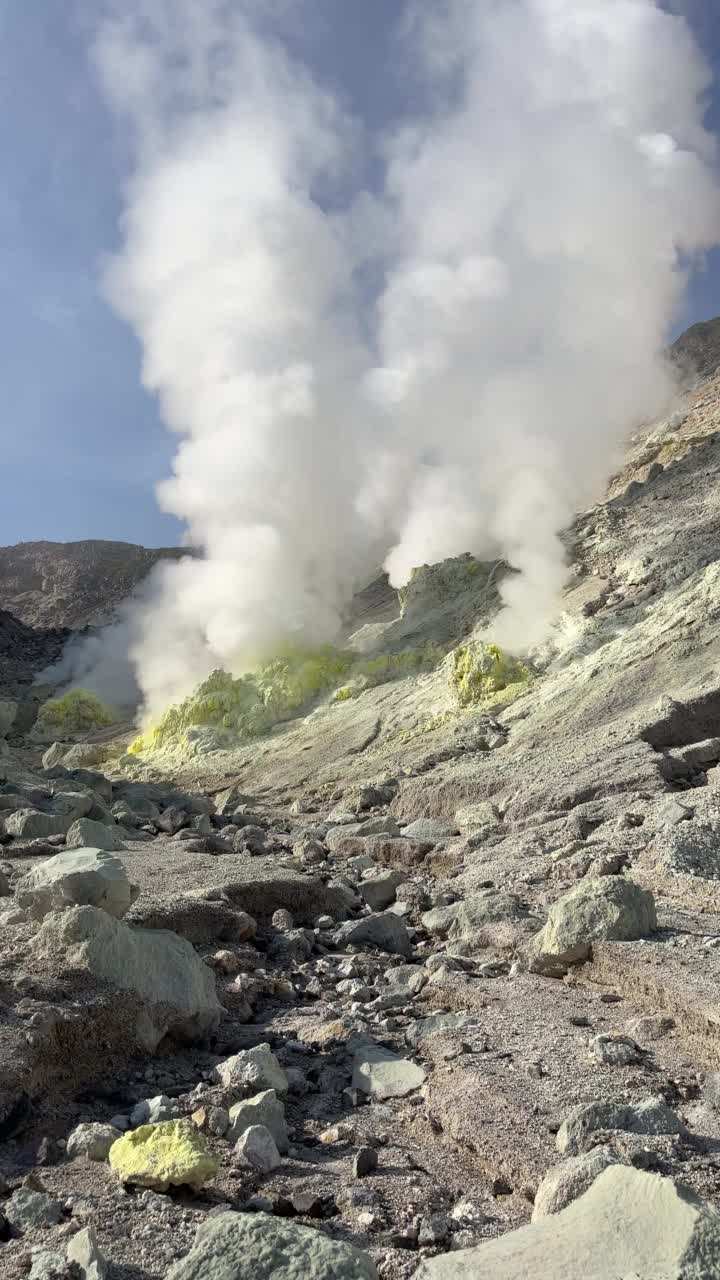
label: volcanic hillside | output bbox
[2,320,720,1279]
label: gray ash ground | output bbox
[3,751,720,1278]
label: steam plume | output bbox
[93,1,384,715]
[83,0,718,714]
[367,0,719,646]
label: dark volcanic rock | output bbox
[0,539,194,630]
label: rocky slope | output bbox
[0,541,191,630]
[3,324,720,1277]
[0,609,69,709]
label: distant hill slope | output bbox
[0,540,191,630]
[670,316,720,383]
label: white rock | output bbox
[41,742,66,770]
[16,847,139,920]
[234,1124,281,1173]
[67,1225,108,1280]
[227,1090,288,1151]
[214,1044,288,1095]
[130,1095,180,1127]
[66,818,125,852]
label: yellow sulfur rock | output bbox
[108,1120,219,1191]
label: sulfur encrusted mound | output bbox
[448,641,530,709]
[38,688,116,732]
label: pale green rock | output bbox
[66,1226,107,1280]
[531,1148,620,1220]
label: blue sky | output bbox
[1,0,719,549]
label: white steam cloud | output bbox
[370,0,719,645]
[81,0,718,715]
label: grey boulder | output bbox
[31,904,221,1052]
[67,1122,122,1161]
[130,1095,179,1127]
[401,818,459,841]
[528,877,656,976]
[532,1147,620,1219]
[5,790,93,839]
[29,1251,69,1280]
[5,809,71,839]
[447,891,526,944]
[413,1166,720,1279]
[66,818,125,852]
[164,1211,377,1279]
[352,1042,426,1099]
[5,1187,63,1230]
[234,1124,282,1173]
[335,911,412,956]
[16,848,139,920]
[214,785,253,815]
[227,1089,288,1151]
[359,871,405,911]
[556,1097,685,1157]
[214,1044,288,1096]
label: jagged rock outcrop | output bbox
[0,540,192,629]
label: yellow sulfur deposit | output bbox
[37,689,116,733]
[108,1119,219,1191]
[448,641,530,709]
[128,643,444,756]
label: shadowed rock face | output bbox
[0,607,69,704]
[0,540,194,630]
